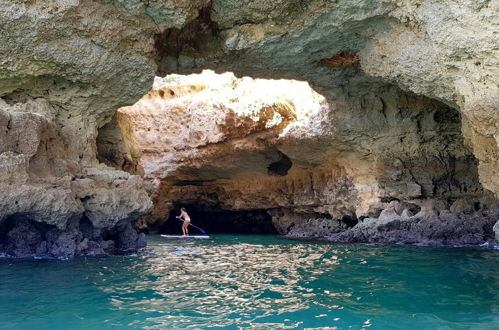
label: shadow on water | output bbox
[0,235,498,329]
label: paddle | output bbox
[177,217,207,234]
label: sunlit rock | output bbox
[114,70,497,244]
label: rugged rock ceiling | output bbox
[108,70,497,244]
[0,0,498,255]
[154,0,499,196]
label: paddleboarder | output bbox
[176,207,191,236]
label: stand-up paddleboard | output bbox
[161,235,210,239]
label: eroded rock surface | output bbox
[0,1,163,257]
[154,0,499,198]
[2,0,499,251]
[116,71,498,245]
[149,0,499,244]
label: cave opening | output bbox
[104,69,489,239]
[267,151,293,176]
[159,204,277,235]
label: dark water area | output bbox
[1,235,498,329]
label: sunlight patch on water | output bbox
[106,239,344,328]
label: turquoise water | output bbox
[1,235,498,329]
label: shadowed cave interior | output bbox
[159,204,277,235]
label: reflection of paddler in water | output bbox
[176,207,191,236]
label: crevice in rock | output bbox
[267,151,293,176]
[319,51,360,68]
[96,114,141,174]
[154,1,221,76]
[0,216,146,258]
[341,215,358,228]
[2,89,32,105]
[433,105,460,124]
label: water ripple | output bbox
[1,235,498,329]
[104,239,343,328]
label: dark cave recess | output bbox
[159,205,277,235]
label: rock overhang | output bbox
[1,0,498,252]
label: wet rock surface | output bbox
[0,217,146,258]
[281,200,499,245]
[325,212,498,246]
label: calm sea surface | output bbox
[1,235,498,329]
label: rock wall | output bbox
[0,0,181,257]
[116,71,498,245]
[1,0,498,252]
[149,0,499,243]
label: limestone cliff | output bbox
[0,0,170,257]
[149,0,499,243]
[1,0,499,254]
[115,71,498,244]
[155,0,499,196]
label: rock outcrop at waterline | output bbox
[0,1,165,257]
[0,102,151,257]
[1,0,499,252]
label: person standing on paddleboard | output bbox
[176,207,191,236]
